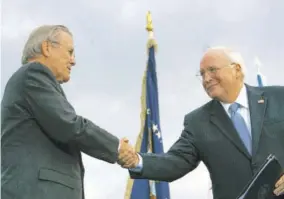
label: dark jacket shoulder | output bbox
[1,62,58,107]
[247,84,284,94]
[246,84,284,107]
[260,85,284,98]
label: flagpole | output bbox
[146,11,155,199]
[146,11,157,199]
[124,11,170,199]
[254,56,262,75]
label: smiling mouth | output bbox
[206,84,218,91]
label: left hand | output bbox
[274,174,284,196]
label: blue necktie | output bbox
[229,103,252,155]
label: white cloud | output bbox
[212,0,270,22]
[120,1,140,21]
[2,18,37,40]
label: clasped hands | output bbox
[117,138,139,168]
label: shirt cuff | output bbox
[129,154,143,172]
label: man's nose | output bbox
[203,71,212,84]
[70,55,76,66]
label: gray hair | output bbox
[204,46,247,78]
[21,25,72,65]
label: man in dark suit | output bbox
[119,47,284,198]
[1,25,134,199]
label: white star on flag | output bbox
[152,124,161,139]
[155,131,161,139]
[152,124,158,132]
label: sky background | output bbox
[1,0,284,198]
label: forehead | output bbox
[200,50,230,69]
[56,31,73,46]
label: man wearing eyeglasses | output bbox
[120,47,284,199]
[1,25,136,199]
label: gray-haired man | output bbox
[1,25,134,199]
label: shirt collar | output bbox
[220,84,249,112]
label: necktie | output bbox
[229,103,252,155]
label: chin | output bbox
[61,76,70,83]
[207,90,221,100]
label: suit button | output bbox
[251,163,258,174]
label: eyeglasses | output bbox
[196,63,236,81]
[50,41,74,56]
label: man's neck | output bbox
[219,82,244,103]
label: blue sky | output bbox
[1,0,283,198]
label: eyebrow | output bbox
[200,65,216,71]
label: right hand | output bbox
[118,138,139,168]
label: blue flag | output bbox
[257,72,265,87]
[124,39,170,199]
[254,56,266,87]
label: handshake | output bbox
[117,138,139,168]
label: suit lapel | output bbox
[57,83,67,98]
[246,85,267,156]
[209,100,251,159]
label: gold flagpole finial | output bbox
[146,11,153,32]
[145,11,157,50]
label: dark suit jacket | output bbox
[1,62,120,199]
[130,85,284,199]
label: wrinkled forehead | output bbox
[57,31,74,46]
[200,50,231,69]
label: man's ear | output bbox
[234,63,243,79]
[41,41,51,57]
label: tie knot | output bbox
[229,102,240,115]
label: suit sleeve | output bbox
[129,116,201,182]
[23,67,119,163]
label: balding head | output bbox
[198,46,245,103]
[202,46,246,78]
